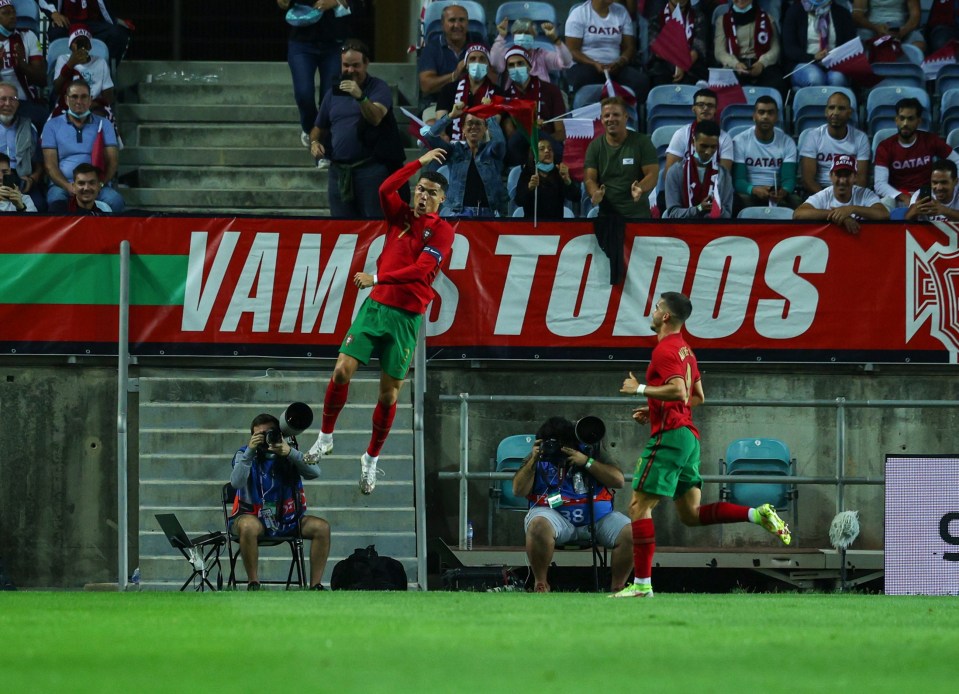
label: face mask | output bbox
[513,33,534,50]
[0,25,12,38]
[68,108,92,119]
[507,66,529,84]
[334,2,352,18]
[536,161,555,173]
[695,151,713,166]
[467,63,488,80]
[732,3,753,12]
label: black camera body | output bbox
[257,427,283,450]
[540,438,563,458]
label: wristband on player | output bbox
[635,383,646,395]
[372,274,378,285]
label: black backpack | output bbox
[330,545,408,591]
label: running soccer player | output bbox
[610,292,791,599]
[307,147,453,495]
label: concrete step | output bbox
[130,165,326,190]
[138,429,413,457]
[118,102,301,123]
[138,401,408,431]
[136,123,308,148]
[138,373,387,403]
[121,145,311,167]
[141,479,414,508]
[141,506,414,532]
[135,82,297,106]
[120,187,330,209]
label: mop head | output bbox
[829,510,861,550]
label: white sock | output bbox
[748,508,758,523]
[633,577,651,586]
[363,452,378,465]
[319,432,333,446]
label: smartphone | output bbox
[919,185,932,200]
[332,73,351,97]
[1,173,19,189]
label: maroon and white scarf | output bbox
[2,32,40,102]
[722,9,773,60]
[505,76,541,114]
[681,153,719,208]
[450,76,496,141]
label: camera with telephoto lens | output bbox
[539,438,562,459]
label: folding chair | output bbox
[13,0,39,34]
[720,438,798,531]
[221,483,306,590]
[790,86,858,134]
[155,513,226,592]
[737,206,795,220]
[866,86,930,136]
[872,62,926,89]
[488,434,535,542]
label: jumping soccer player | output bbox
[611,291,791,598]
[307,147,453,495]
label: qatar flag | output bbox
[707,68,747,117]
[602,70,637,108]
[650,8,693,72]
[821,38,881,87]
[562,118,604,183]
[922,40,958,81]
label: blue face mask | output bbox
[536,161,555,172]
[333,2,352,18]
[507,66,529,85]
[732,3,753,13]
[513,33,534,50]
[68,108,92,120]
[0,25,12,38]
[467,63,488,80]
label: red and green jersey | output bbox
[373,159,455,315]
[647,332,701,438]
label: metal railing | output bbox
[438,393,957,549]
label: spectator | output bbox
[500,46,566,167]
[47,162,110,214]
[926,0,959,53]
[782,0,857,88]
[435,44,499,141]
[0,152,36,211]
[794,154,889,233]
[799,91,870,195]
[584,96,658,219]
[309,39,398,218]
[646,0,708,87]
[276,0,354,153]
[490,16,572,84]
[664,89,735,179]
[874,98,959,208]
[894,159,959,222]
[664,119,734,219]
[229,413,331,591]
[713,0,784,92]
[42,79,124,211]
[565,0,650,105]
[733,96,801,209]
[0,0,47,131]
[514,138,580,219]
[40,1,131,68]
[417,3,484,114]
[0,80,44,211]
[511,416,632,593]
[852,0,925,54]
[424,104,507,217]
[51,26,114,117]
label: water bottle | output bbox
[131,567,141,591]
[466,521,474,551]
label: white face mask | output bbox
[513,33,534,50]
[68,108,92,119]
[507,66,529,85]
[467,63,488,80]
[333,1,351,17]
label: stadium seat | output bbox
[866,86,930,136]
[494,2,556,29]
[506,165,522,213]
[720,438,797,529]
[871,127,897,158]
[900,42,924,66]
[721,105,758,134]
[13,0,39,34]
[646,84,699,132]
[155,513,225,592]
[940,89,959,137]
[790,86,858,134]
[424,0,487,41]
[737,206,795,220]
[512,206,576,217]
[47,38,110,86]
[726,124,753,139]
[651,124,682,158]
[872,62,926,89]
[488,434,533,540]
[948,129,959,150]
[221,483,306,590]
[936,64,959,99]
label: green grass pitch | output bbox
[2,591,957,693]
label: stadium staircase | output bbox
[114,61,420,216]
[136,367,419,590]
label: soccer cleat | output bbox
[308,434,333,459]
[300,131,310,147]
[609,583,654,599]
[247,581,261,592]
[316,158,330,170]
[359,453,383,495]
[757,503,792,545]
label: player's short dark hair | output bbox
[72,162,100,179]
[535,416,577,448]
[694,119,720,138]
[661,292,693,323]
[932,159,958,179]
[896,97,923,118]
[754,95,778,111]
[419,170,448,192]
[0,153,10,166]
[693,88,717,103]
[250,413,280,433]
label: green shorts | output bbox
[632,427,702,499]
[340,298,422,380]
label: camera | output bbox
[540,438,562,458]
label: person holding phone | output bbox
[895,160,959,223]
[0,153,36,212]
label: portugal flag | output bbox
[465,96,539,164]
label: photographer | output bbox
[229,413,331,591]
[511,417,632,593]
